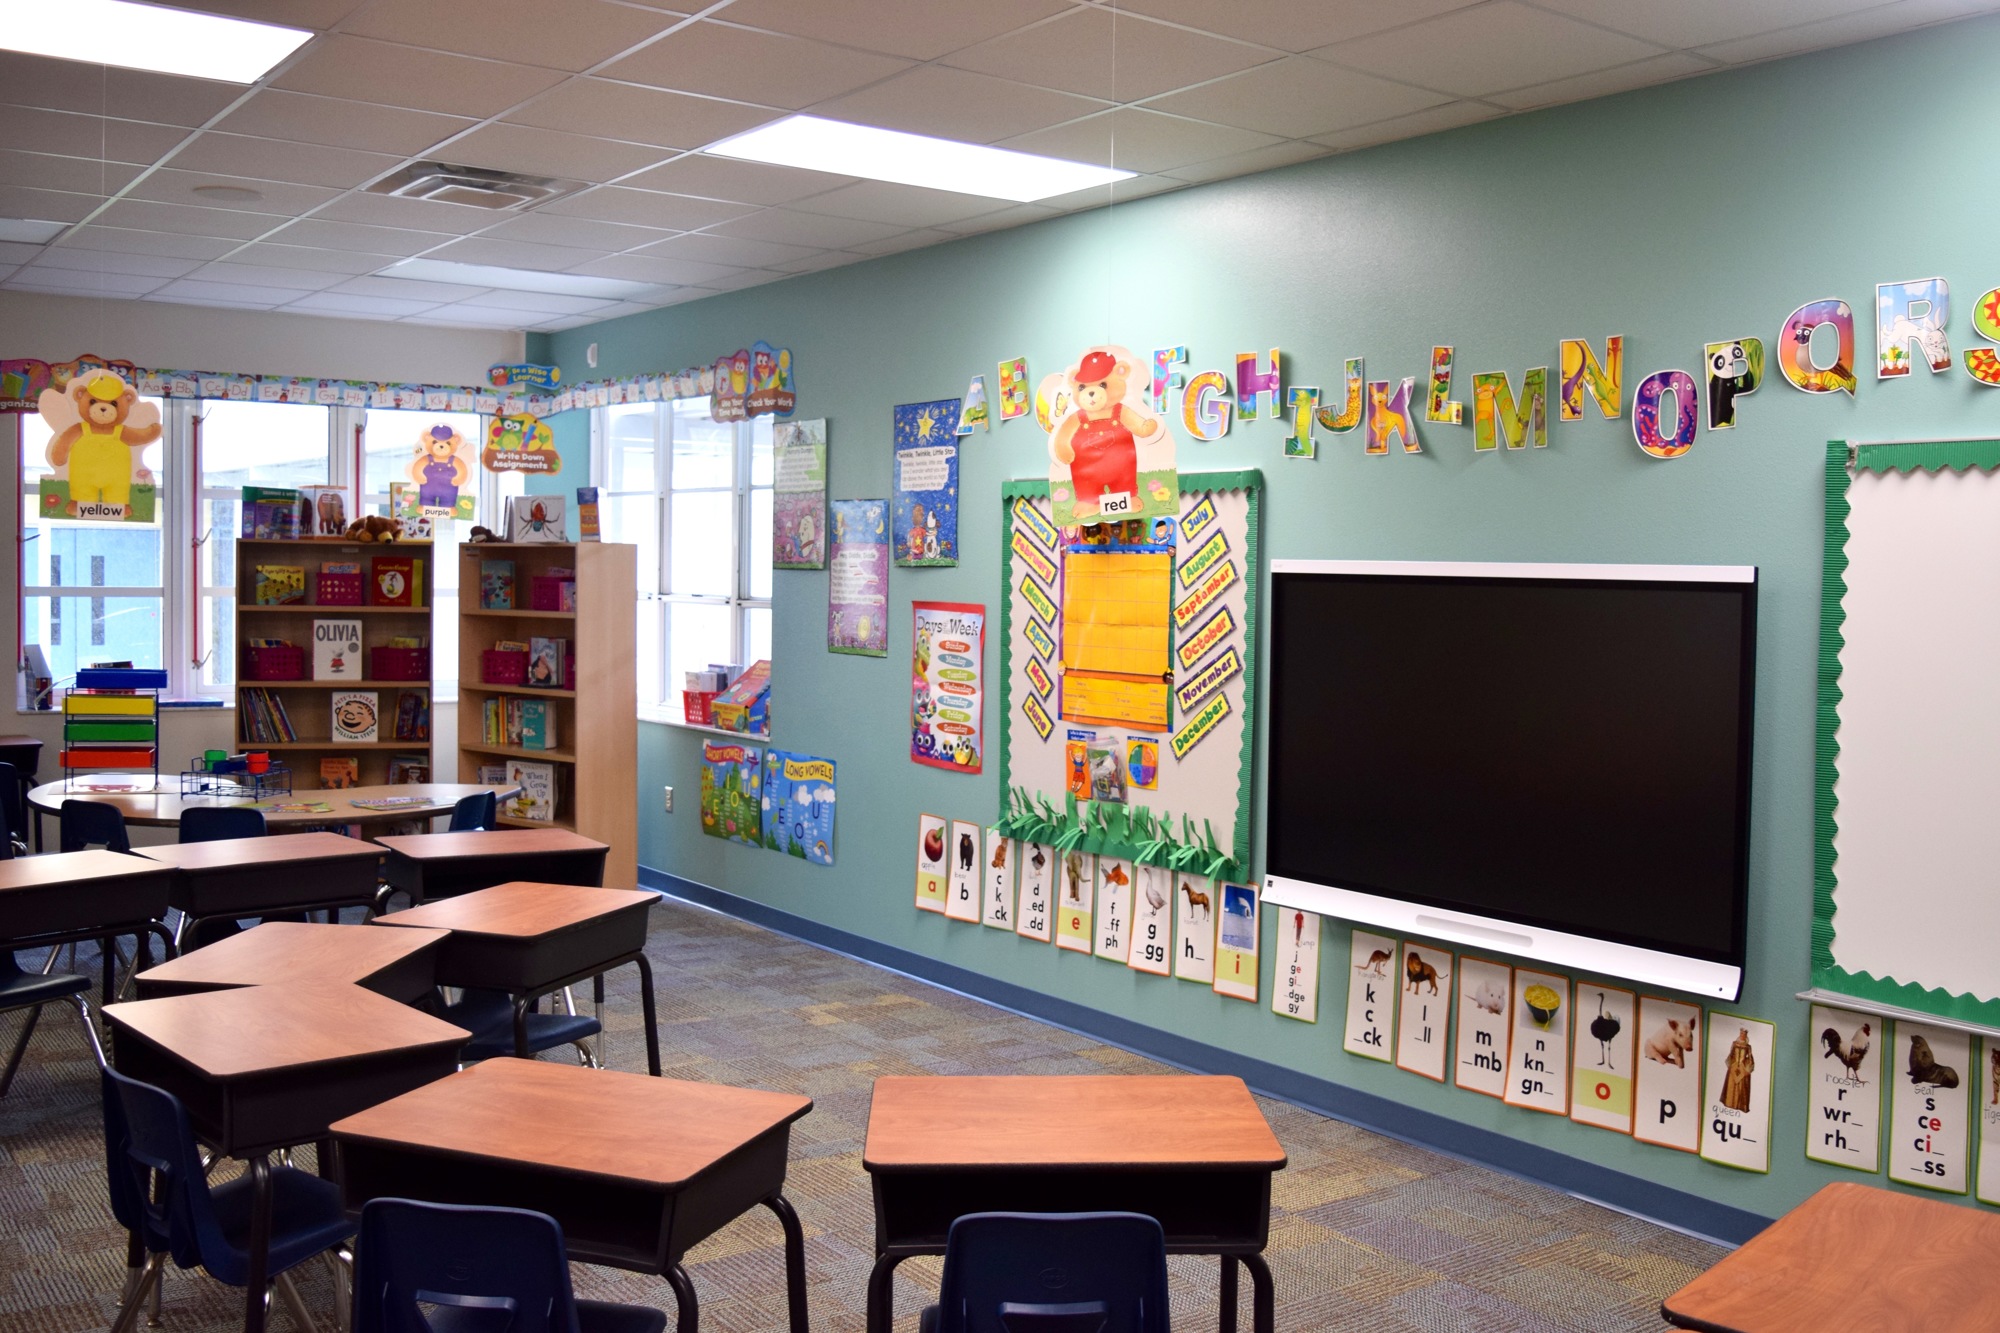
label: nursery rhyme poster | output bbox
[773,418,827,570]
[828,499,889,656]
[893,398,959,567]
[911,601,984,773]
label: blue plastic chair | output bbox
[0,949,105,1096]
[448,791,496,831]
[352,1198,666,1333]
[920,1213,1171,1333]
[100,1066,354,1333]
[60,798,131,853]
[178,806,267,844]
[0,760,27,856]
[440,987,602,1066]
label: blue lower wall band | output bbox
[641,866,1769,1247]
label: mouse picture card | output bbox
[1453,957,1512,1099]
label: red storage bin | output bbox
[370,647,430,680]
[315,572,364,605]
[482,650,528,685]
[683,691,716,725]
[530,576,574,611]
[245,645,306,680]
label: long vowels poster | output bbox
[911,601,984,772]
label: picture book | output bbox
[259,799,333,814]
[476,763,507,785]
[761,749,835,866]
[575,486,600,541]
[319,756,358,789]
[519,698,556,750]
[504,760,556,822]
[371,555,418,607]
[711,658,770,734]
[507,494,567,542]
[351,795,429,811]
[320,561,360,576]
[331,690,378,743]
[387,753,429,784]
[479,559,515,610]
[242,486,301,539]
[699,740,762,846]
[312,618,362,680]
[527,637,566,689]
[253,565,306,605]
[392,689,429,742]
[296,484,346,537]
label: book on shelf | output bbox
[518,698,556,750]
[331,690,379,743]
[296,485,347,538]
[321,560,360,576]
[503,760,556,822]
[319,756,358,789]
[479,559,515,609]
[494,638,530,653]
[242,487,301,539]
[386,753,429,784]
[370,555,421,607]
[527,637,566,688]
[477,763,507,785]
[392,689,429,742]
[253,565,306,605]
[240,688,297,743]
[312,618,363,680]
[575,487,600,541]
[506,494,566,543]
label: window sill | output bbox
[640,710,770,742]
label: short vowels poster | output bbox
[892,398,960,567]
[828,499,889,656]
[911,601,984,772]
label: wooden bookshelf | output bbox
[235,536,435,789]
[459,541,637,888]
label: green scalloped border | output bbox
[1814,438,2000,1027]
[996,469,1264,875]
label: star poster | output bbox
[892,398,961,568]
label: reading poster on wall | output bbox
[892,398,960,567]
[772,418,827,570]
[911,601,984,773]
[828,499,889,657]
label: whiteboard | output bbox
[1821,442,2000,1026]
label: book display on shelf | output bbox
[313,618,363,680]
[458,540,636,885]
[332,690,379,743]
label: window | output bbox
[595,398,771,715]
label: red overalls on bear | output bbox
[1068,403,1139,509]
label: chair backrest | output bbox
[60,799,130,853]
[447,791,496,832]
[101,1067,228,1274]
[0,760,21,858]
[932,1213,1171,1333]
[178,805,267,844]
[353,1198,581,1333]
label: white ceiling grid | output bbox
[0,0,1991,331]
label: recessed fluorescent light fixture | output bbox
[384,259,667,302]
[0,0,311,83]
[0,218,68,244]
[707,114,1135,203]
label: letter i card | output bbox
[1503,969,1571,1115]
[1341,929,1396,1062]
[1632,996,1703,1152]
[943,820,981,921]
[1393,942,1452,1081]
[1211,882,1258,1002]
[1887,1020,1968,1193]
[1569,984,1637,1134]
[1270,907,1319,1023]
[914,813,947,912]
[1699,1013,1775,1173]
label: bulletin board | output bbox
[998,470,1261,881]
[1817,438,2000,1028]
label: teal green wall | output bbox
[541,18,2000,1225]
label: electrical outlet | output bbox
[662,786,674,813]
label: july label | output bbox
[944,820,981,922]
[1805,1004,1881,1173]
[1014,843,1054,942]
[1127,863,1173,976]
[1888,1021,1969,1194]
[1394,942,1453,1081]
[1504,969,1571,1115]
[1270,907,1320,1023]
[1054,851,1094,953]
[1570,984,1637,1134]
[1633,995,1703,1152]
[1453,957,1511,1097]
[981,828,1016,930]
[1342,929,1396,1062]
[1700,1013,1775,1174]
[1095,858,1133,962]
[1173,873,1217,983]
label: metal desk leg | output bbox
[764,1193,809,1333]
[1219,1255,1238,1333]
[244,1156,273,1333]
[864,1253,904,1333]
[1243,1252,1274,1333]
[513,996,531,1060]
[664,1262,699,1333]
[635,953,661,1076]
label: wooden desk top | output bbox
[30,779,515,829]
[374,882,656,937]
[1663,1182,2000,1333]
[105,983,468,1079]
[374,829,609,861]
[331,1058,811,1189]
[134,922,447,992]
[865,1075,1287,1172]
[0,848,167,892]
[132,831,383,872]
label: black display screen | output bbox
[1266,570,1755,966]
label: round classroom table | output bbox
[30,775,517,831]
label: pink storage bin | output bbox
[370,647,430,681]
[315,572,364,605]
[245,646,306,680]
[482,650,528,685]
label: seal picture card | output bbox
[1633,996,1704,1153]
[1342,929,1397,1063]
[1700,1013,1775,1173]
[1212,881,1259,1002]
[1806,1004,1883,1173]
[1015,843,1054,942]
[1454,957,1512,1098]
[1503,969,1571,1116]
[944,820,982,922]
[1173,873,1217,983]
[1888,1020,1970,1194]
[1054,851,1094,953]
[1270,906,1320,1023]
[1128,862,1173,976]
[1394,942,1453,1081]
[981,828,1016,930]
[914,813,948,913]
[1570,984,1638,1135]
[1978,1037,2000,1206]
[1095,857,1134,962]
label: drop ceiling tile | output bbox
[345,0,678,72]
[5,268,169,298]
[792,180,1012,228]
[618,154,856,206]
[1031,171,1186,209]
[0,53,240,126]
[1308,99,1506,151]
[1692,0,1987,63]
[178,0,365,29]
[1144,57,1449,138]
[601,21,914,109]
[720,0,1071,60]
[0,241,42,265]
[930,201,1061,236]
[126,170,342,217]
[54,227,241,260]
[531,314,606,330]
[273,36,568,119]
[1111,0,1485,52]
[812,64,1109,144]
[567,253,740,285]
[429,236,607,272]
[94,199,282,241]
[1483,52,1719,110]
[1533,0,1887,49]
[268,218,458,256]
[635,230,823,267]
[705,208,914,249]
[541,186,756,230]
[444,123,670,184]
[214,91,475,157]
[770,248,875,271]
[310,193,504,235]
[0,185,102,223]
[29,248,204,278]
[694,268,794,292]
[231,242,405,273]
[0,108,190,165]
[999,108,1282,174]
[144,292,288,311]
[182,260,348,290]
[154,278,314,306]
[0,150,139,197]
[576,299,672,319]
[479,212,676,251]
[505,79,776,151]
[1159,139,1332,183]
[1311,2,1665,99]
[166,133,405,190]
[834,229,952,257]
[454,290,618,314]
[328,274,491,301]
[286,292,449,318]
[411,303,547,327]
[942,8,1279,102]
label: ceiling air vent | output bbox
[366,163,579,211]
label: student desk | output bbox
[105,983,469,1333]
[29,777,515,830]
[372,882,661,1073]
[131,832,386,942]
[862,1074,1287,1333]
[132,921,447,1004]
[331,1058,813,1333]
[1662,1181,2000,1332]
[0,848,176,1003]
[374,829,610,902]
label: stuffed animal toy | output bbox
[342,515,400,542]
